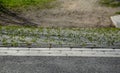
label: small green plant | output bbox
[31,38,37,43]
[115,11,120,14]
[82,43,87,47]
[11,41,18,47]
[2,38,8,46]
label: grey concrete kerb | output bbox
[0,48,120,57]
[111,15,120,28]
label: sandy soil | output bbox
[19,0,120,27]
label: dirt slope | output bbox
[2,0,120,27]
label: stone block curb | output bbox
[0,48,120,57]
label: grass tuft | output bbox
[99,0,120,7]
[115,11,120,14]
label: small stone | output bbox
[111,15,120,28]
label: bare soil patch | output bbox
[1,0,120,27]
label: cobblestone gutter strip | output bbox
[0,48,120,57]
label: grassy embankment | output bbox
[0,0,120,48]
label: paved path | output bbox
[0,48,120,57]
[0,56,120,73]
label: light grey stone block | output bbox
[71,48,92,51]
[8,48,29,51]
[105,52,120,55]
[39,51,61,54]
[0,50,18,54]
[15,53,66,56]
[29,48,50,51]
[50,48,71,51]
[93,49,115,52]
[111,15,120,28]
[0,47,9,50]
[114,49,120,52]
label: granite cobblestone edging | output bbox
[0,48,120,57]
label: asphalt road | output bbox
[0,56,120,73]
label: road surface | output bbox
[0,56,120,73]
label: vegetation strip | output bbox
[99,0,120,14]
[0,26,120,48]
[99,0,120,7]
[0,0,56,9]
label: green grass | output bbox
[0,0,56,9]
[0,25,120,48]
[115,11,120,14]
[99,0,120,7]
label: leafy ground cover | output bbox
[0,26,120,48]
